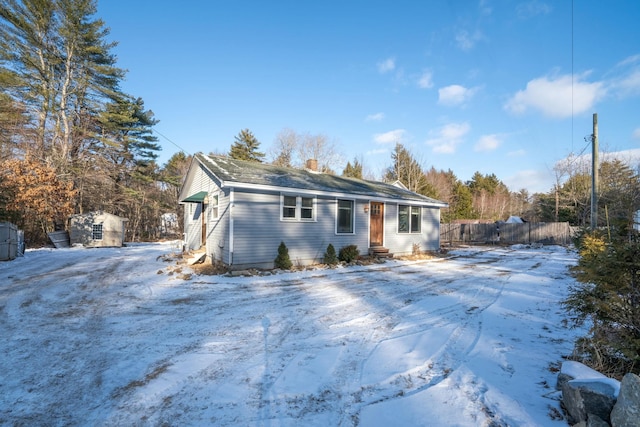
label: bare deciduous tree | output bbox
[268,128,344,173]
[269,128,298,167]
[297,132,342,173]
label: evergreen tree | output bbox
[274,241,292,269]
[466,172,511,220]
[597,160,640,232]
[0,93,31,158]
[0,0,164,243]
[0,0,58,151]
[98,96,160,165]
[229,128,264,162]
[384,143,434,196]
[565,230,640,376]
[0,0,125,164]
[342,158,363,179]
[446,181,473,222]
[159,152,192,237]
[161,152,191,190]
[534,159,640,227]
[323,243,338,265]
[467,172,508,195]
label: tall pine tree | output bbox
[384,143,434,196]
[0,0,125,163]
[229,128,264,162]
[0,0,163,243]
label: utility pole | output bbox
[590,113,599,230]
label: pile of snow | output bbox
[0,243,585,426]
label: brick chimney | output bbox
[305,159,318,172]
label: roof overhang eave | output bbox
[223,181,448,208]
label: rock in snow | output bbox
[610,373,640,427]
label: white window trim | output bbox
[280,193,317,222]
[397,204,422,234]
[335,198,356,234]
[209,193,219,220]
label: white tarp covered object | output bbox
[505,215,525,223]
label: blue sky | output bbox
[98,0,640,193]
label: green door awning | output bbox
[181,191,207,203]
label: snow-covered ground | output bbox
[0,242,584,426]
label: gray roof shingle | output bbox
[197,153,447,207]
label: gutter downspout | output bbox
[229,188,234,266]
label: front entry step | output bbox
[369,246,393,259]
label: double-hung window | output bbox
[281,194,315,221]
[209,194,220,219]
[301,197,313,219]
[209,194,219,220]
[336,199,354,234]
[398,205,421,233]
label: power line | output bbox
[571,0,574,153]
[152,127,191,156]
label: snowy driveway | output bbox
[0,243,581,426]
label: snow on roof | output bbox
[196,153,447,207]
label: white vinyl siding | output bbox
[229,192,369,269]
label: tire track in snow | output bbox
[341,255,513,426]
[1,245,574,426]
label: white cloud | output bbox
[365,112,385,122]
[601,148,640,166]
[418,70,434,89]
[504,73,605,118]
[516,1,552,19]
[438,84,479,107]
[374,129,406,144]
[613,70,640,97]
[377,57,395,74]
[608,54,640,97]
[616,54,640,67]
[455,29,484,51]
[553,149,640,182]
[505,169,554,193]
[479,0,492,15]
[475,134,502,152]
[633,128,640,140]
[425,122,470,154]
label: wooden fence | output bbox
[440,222,573,246]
